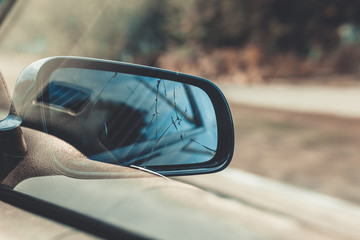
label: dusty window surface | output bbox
[1,0,360,206]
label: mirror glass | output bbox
[45,68,218,167]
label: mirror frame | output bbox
[14,56,234,176]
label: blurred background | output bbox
[0,0,360,204]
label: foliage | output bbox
[2,0,360,77]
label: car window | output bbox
[1,0,360,202]
[1,1,360,239]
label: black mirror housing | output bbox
[13,56,234,176]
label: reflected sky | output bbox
[48,68,218,167]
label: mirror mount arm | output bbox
[0,115,27,158]
[0,72,27,158]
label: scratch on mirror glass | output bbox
[144,80,160,137]
[104,122,108,136]
[173,84,179,121]
[162,80,167,96]
[156,119,177,143]
[190,139,216,153]
[93,72,118,103]
[155,83,185,144]
[171,116,184,143]
[171,116,179,132]
[133,78,214,166]
[126,85,136,98]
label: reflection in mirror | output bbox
[45,68,218,167]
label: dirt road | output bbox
[217,83,360,204]
[219,82,360,119]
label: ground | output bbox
[229,103,360,204]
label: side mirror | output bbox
[13,57,234,176]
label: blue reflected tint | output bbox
[48,68,218,167]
